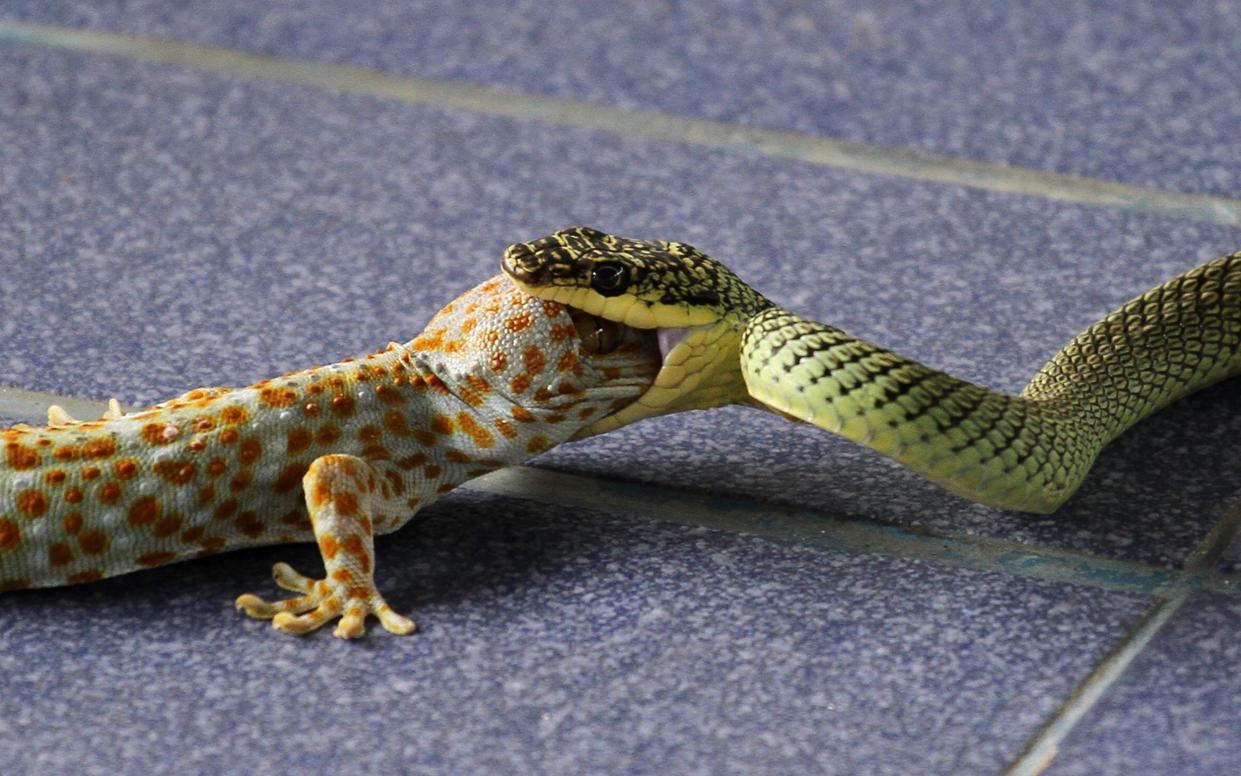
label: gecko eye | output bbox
[571,312,623,354]
[589,261,630,296]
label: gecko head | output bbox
[502,226,774,435]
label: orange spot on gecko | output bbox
[312,484,331,508]
[444,451,471,463]
[65,488,84,504]
[509,373,532,394]
[303,401,321,417]
[98,483,122,505]
[48,542,73,566]
[275,463,308,493]
[230,471,252,492]
[375,384,405,404]
[153,460,196,485]
[239,438,263,465]
[83,437,117,459]
[317,425,342,445]
[384,410,410,437]
[558,350,583,375]
[219,428,239,445]
[235,512,264,538]
[260,387,298,407]
[6,442,41,469]
[331,395,356,417]
[197,485,216,505]
[549,323,577,343]
[142,423,180,445]
[505,311,534,332]
[153,515,183,538]
[128,496,160,526]
[45,470,67,486]
[214,499,238,521]
[63,512,83,534]
[66,570,103,585]
[82,467,102,481]
[207,458,228,477]
[319,535,340,560]
[488,352,509,373]
[136,552,177,567]
[384,470,405,496]
[78,530,107,555]
[16,490,47,518]
[193,417,217,433]
[398,453,427,470]
[511,406,537,423]
[526,436,552,454]
[493,418,518,439]
[357,425,382,444]
[430,414,455,435]
[0,519,20,551]
[523,345,546,374]
[287,427,313,454]
[334,492,360,517]
[456,413,496,448]
[114,459,138,479]
[181,526,205,543]
[220,406,249,425]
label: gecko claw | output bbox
[235,562,416,638]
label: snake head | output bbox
[502,226,767,330]
[503,226,773,435]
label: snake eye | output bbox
[590,261,630,296]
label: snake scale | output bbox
[503,227,1241,514]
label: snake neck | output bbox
[744,252,1241,513]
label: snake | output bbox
[502,226,1241,514]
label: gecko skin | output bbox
[0,274,660,637]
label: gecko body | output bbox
[0,274,660,636]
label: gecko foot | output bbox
[235,562,416,639]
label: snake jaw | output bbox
[656,327,694,361]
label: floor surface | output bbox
[1,4,1240,774]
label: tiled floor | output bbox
[1,4,1239,774]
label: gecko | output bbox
[0,272,662,638]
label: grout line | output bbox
[3,19,1241,227]
[1002,497,1241,775]
[466,466,1202,598]
[0,386,116,423]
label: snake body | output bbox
[503,228,1241,513]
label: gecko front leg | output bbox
[235,454,419,638]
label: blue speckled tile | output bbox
[5,2,1241,195]
[2,41,1240,569]
[0,489,1148,775]
[1046,592,1241,775]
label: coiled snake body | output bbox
[503,227,1241,513]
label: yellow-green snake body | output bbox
[503,227,1241,514]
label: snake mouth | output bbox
[557,301,743,438]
